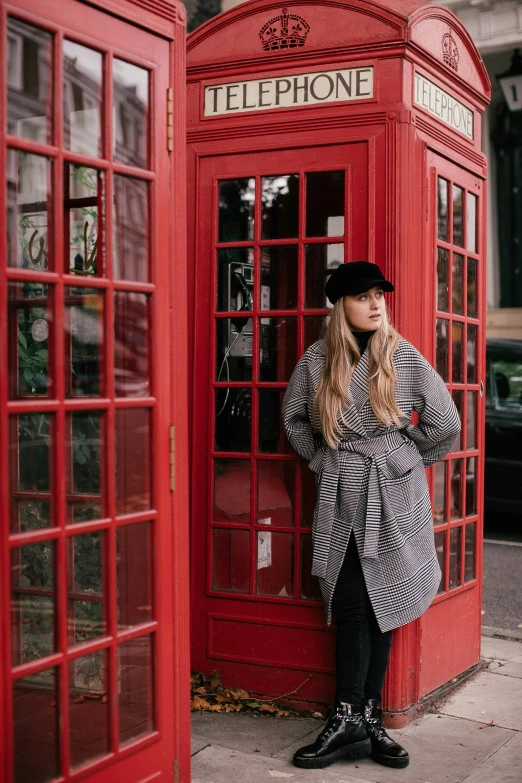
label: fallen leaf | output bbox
[194,686,208,695]
[246,701,260,709]
[208,671,222,692]
[235,688,249,700]
[72,695,84,704]
[259,704,277,713]
[275,710,290,718]
[191,695,211,711]
[208,703,223,712]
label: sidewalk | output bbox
[191,636,522,783]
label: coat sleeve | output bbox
[282,353,320,462]
[402,348,461,467]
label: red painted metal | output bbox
[187,0,490,721]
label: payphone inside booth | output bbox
[188,0,490,722]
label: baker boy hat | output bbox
[325,261,394,305]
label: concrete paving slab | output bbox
[480,637,522,661]
[460,732,522,783]
[487,659,522,679]
[511,654,522,664]
[191,733,210,756]
[438,671,522,730]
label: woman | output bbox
[282,261,460,771]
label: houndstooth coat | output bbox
[282,338,461,633]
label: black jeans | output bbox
[332,533,392,705]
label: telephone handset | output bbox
[231,271,252,331]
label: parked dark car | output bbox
[485,338,522,516]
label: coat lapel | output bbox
[337,351,369,437]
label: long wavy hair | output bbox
[311,298,405,447]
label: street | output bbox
[483,514,522,639]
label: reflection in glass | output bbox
[217,247,254,312]
[67,165,104,276]
[260,245,298,310]
[13,669,59,782]
[437,247,449,312]
[113,175,149,281]
[63,41,102,157]
[435,530,445,594]
[11,543,54,665]
[7,150,50,269]
[69,652,108,768]
[467,324,477,383]
[452,253,464,315]
[467,258,478,318]
[7,18,52,143]
[68,532,105,645]
[467,193,477,252]
[257,461,295,526]
[436,319,449,381]
[216,318,252,382]
[305,244,343,309]
[119,636,154,744]
[215,388,251,453]
[452,321,464,383]
[116,409,152,514]
[219,178,254,242]
[433,461,446,524]
[65,287,103,397]
[13,413,51,492]
[466,457,476,517]
[304,316,328,349]
[213,528,249,592]
[450,460,462,520]
[259,318,297,382]
[214,459,251,524]
[262,174,299,239]
[118,522,152,629]
[9,281,50,397]
[300,536,322,600]
[453,184,464,247]
[464,523,476,582]
[115,292,150,397]
[113,59,149,169]
[451,390,463,452]
[67,412,102,524]
[437,178,448,241]
[306,171,344,237]
[449,526,461,589]
[256,531,293,597]
[467,392,477,451]
[258,389,292,454]
[301,464,318,529]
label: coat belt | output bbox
[308,430,424,575]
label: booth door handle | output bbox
[480,380,484,399]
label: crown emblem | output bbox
[442,29,459,72]
[259,7,310,51]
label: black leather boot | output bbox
[362,698,409,768]
[293,703,371,769]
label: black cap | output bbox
[325,261,394,304]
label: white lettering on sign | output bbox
[204,67,374,116]
[414,72,473,140]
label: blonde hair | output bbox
[311,299,405,448]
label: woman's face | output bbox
[343,287,385,332]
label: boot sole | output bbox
[293,738,372,769]
[371,751,410,769]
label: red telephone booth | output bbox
[187,0,490,723]
[0,0,191,781]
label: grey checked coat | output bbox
[282,338,461,633]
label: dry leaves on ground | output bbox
[190,671,292,717]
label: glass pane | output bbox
[9,281,51,397]
[304,316,328,349]
[466,457,477,517]
[7,18,52,143]
[464,523,476,582]
[305,244,343,309]
[219,178,254,242]
[467,392,477,450]
[215,388,252,452]
[261,174,299,239]
[301,464,318,529]
[300,535,322,600]
[260,245,298,310]
[436,319,449,381]
[453,184,464,247]
[433,461,446,524]
[492,359,522,409]
[437,247,449,312]
[259,317,297,382]
[65,287,104,397]
[217,247,254,313]
[437,178,448,241]
[452,253,464,315]
[119,635,154,744]
[13,669,59,783]
[67,412,103,524]
[257,461,295,526]
[11,542,54,665]
[306,171,344,237]
[216,318,252,382]
[13,500,51,534]
[256,531,293,597]
[213,528,249,592]
[7,150,51,269]
[118,522,152,629]
[113,175,149,281]
[63,41,102,157]
[12,413,51,493]
[467,193,477,252]
[450,460,463,520]
[451,390,463,452]
[214,459,251,523]
[69,652,109,768]
[114,292,150,397]
[467,324,477,384]
[116,409,152,514]
[467,258,478,318]
[435,530,445,594]
[449,526,462,589]
[113,59,149,169]
[452,321,464,383]
[68,532,105,645]
[67,165,104,276]
[258,389,292,454]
